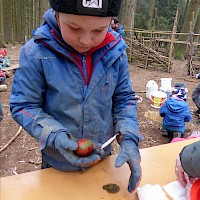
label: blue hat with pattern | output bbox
[172,87,187,101]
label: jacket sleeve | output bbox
[10,43,71,150]
[159,103,166,117]
[112,51,143,141]
[184,106,192,122]
[180,140,200,178]
[118,29,125,39]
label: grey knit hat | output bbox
[49,0,122,17]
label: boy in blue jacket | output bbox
[10,0,143,193]
[111,17,125,38]
[160,86,192,142]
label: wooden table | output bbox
[1,138,199,200]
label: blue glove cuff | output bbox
[117,132,142,146]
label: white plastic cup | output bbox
[161,78,172,90]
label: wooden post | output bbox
[130,7,135,64]
[168,9,178,73]
[187,18,195,76]
[145,31,153,69]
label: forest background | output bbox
[0,0,200,50]
[0,0,199,177]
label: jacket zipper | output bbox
[80,55,88,85]
[80,55,88,138]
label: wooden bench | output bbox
[1,64,19,71]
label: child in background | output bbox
[160,85,192,142]
[111,17,125,38]
[171,131,200,143]
[0,50,10,69]
[192,72,200,117]
[0,102,3,122]
[0,70,6,84]
[0,69,7,119]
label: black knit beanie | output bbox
[49,0,122,17]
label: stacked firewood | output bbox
[126,39,172,72]
[187,49,200,76]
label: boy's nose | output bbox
[79,33,92,46]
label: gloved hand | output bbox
[115,139,141,193]
[48,131,102,167]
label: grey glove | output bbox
[115,139,141,193]
[48,131,102,167]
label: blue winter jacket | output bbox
[159,98,192,133]
[116,24,125,39]
[10,9,143,171]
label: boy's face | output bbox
[111,20,119,31]
[111,20,116,29]
[58,13,112,53]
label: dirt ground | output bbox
[0,44,199,178]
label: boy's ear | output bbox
[55,12,60,29]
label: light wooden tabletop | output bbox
[1,138,199,200]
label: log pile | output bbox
[188,54,200,76]
[126,39,172,72]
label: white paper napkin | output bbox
[163,180,192,200]
[137,184,169,200]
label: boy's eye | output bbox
[70,27,81,31]
[95,29,104,33]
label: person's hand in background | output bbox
[175,155,196,186]
[195,73,200,79]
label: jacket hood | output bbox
[38,9,66,45]
[165,98,188,113]
[43,9,62,37]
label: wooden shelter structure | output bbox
[125,29,200,74]
[125,10,200,74]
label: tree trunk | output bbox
[39,0,49,24]
[194,11,200,34]
[194,12,200,43]
[0,0,5,47]
[146,0,156,30]
[177,0,186,31]
[174,0,200,59]
[181,0,200,34]
[119,0,137,28]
